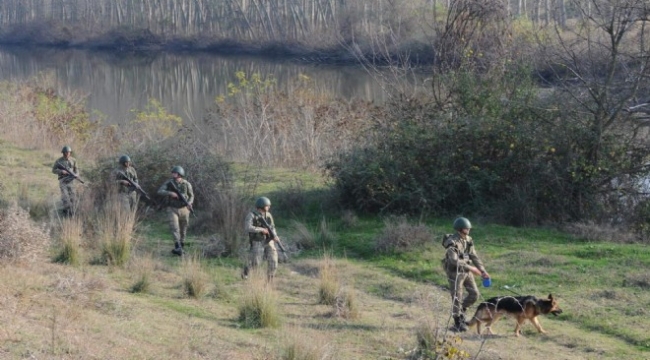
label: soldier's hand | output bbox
[170,192,179,199]
[187,204,193,211]
[260,228,269,235]
[121,180,130,186]
[61,170,69,175]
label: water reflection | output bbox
[0,47,389,125]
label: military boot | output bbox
[453,316,468,332]
[171,242,183,256]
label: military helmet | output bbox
[119,155,131,165]
[453,217,472,231]
[255,196,271,208]
[171,166,185,177]
[61,145,72,153]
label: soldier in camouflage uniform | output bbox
[113,155,139,211]
[242,196,281,282]
[157,166,194,256]
[51,145,79,216]
[442,217,491,332]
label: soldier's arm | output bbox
[467,242,487,273]
[157,180,172,197]
[245,212,266,233]
[185,182,194,204]
[52,159,62,175]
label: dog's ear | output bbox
[548,294,553,300]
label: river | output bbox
[0,46,392,125]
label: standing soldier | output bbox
[442,217,491,332]
[157,166,193,256]
[114,155,139,211]
[242,196,281,282]
[52,145,79,216]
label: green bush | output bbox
[326,63,650,226]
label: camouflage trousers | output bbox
[59,180,76,214]
[167,207,190,245]
[446,271,480,317]
[248,240,278,280]
[119,191,138,212]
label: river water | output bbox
[0,46,391,125]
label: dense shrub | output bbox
[326,64,650,226]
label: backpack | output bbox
[442,233,454,248]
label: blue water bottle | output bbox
[482,277,492,287]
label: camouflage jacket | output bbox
[245,210,275,243]
[157,178,194,208]
[114,166,139,193]
[52,156,78,183]
[442,233,486,274]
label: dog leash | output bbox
[501,285,522,296]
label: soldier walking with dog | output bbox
[442,217,491,332]
[241,196,284,282]
[157,166,194,256]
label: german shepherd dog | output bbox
[466,294,562,336]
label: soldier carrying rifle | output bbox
[51,145,80,216]
[157,166,194,256]
[114,155,140,211]
[242,196,287,282]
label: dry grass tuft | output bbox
[333,287,360,320]
[129,254,156,293]
[409,321,472,360]
[53,217,83,266]
[280,327,336,360]
[375,216,432,253]
[0,202,51,263]
[96,195,137,267]
[340,210,359,228]
[238,269,281,328]
[564,221,637,243]
[623,272,650,289]
[180,253,210,298]
[290,220,316,250]
[318,252,340,305]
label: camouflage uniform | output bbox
[157,178,194,250]
[52,156,78,215]
[443,233,487,318]
[244,210,278,281]
[114,166,139,210]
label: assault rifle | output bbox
[259,216,287,254]
[56,162,85,184]
[168,180,195,215]
[117,171,152,203]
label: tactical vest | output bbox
[249,211,272,243]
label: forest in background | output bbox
[0,0,604,63]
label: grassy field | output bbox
[1,143,649,360]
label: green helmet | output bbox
[119,155,131,165]
[171,166,185,177]
[453,217,472,231]
[255,196,271,208]
[61,146,72,153]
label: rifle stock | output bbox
[259,216,287,253]
[118,171,152,202]
[168,180,195,215]
[56,162,85,184]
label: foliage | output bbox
[130,98,183,142]
[0,202,51,262]
[410,322,470,360]
[29,87,97,142]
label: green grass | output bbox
[2,142,650,357]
